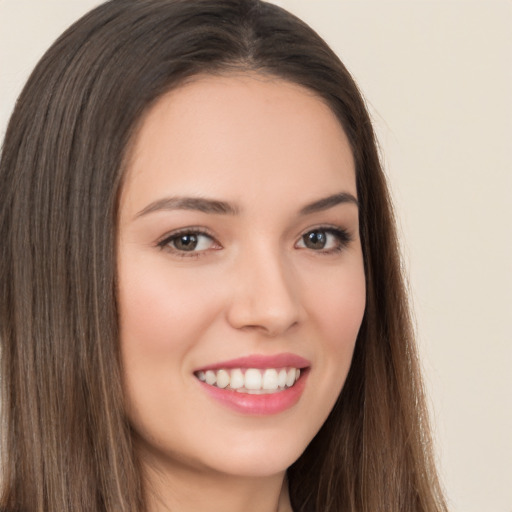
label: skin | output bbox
[117,73,366,512]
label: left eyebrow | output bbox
[135,196,240,218]
[299,192,359,215]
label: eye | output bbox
[296,228,351,253]
[158,229,219,254]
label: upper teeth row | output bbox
[196,367,301,392]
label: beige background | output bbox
[1,1,511,511]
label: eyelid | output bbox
[295,225,353,253]
[155,224,353,257]
[156,227,221,256]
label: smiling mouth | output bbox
[195,367,301,394]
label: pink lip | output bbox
[193,353,311,416]
[197,369,309,415]
[194,353,310,372]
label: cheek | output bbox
[117,255,228,444]
[118,256,219,357]
[306,256,366,346]
[116,255,224,420]
[302,256,366,399]
[322,278,365,350]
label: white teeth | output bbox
[195,366,303,393]
[216,369,230,389]
[244,369,262,390]
[205,370,216,386]
[262,369,279,390]
[285,368,296,387]
[277,369,287,388]
[230,368,244,389]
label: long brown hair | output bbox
[0,1,447,511]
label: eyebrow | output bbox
[135,192,358,218]
[135,196,240,217]
[299,192,359,215]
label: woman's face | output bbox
[117,74,366,478]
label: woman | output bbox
[0,1,447,511]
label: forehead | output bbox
[122,73,356,212]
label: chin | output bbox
[193,429,312,479]
[154,432,307,480]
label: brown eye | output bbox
[303,231,327,250]
[296,228,351,253]
[158,231,217,253]
[173,233,199,251]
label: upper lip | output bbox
[194,353,311,372]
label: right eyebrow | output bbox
[299,192,359,215]
[135,196,240,218]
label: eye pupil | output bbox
[304,231,327,249]
[174,234,198,251]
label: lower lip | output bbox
[197,370,308,415]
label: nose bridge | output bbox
[226,241,301,336]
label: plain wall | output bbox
[1,1,511,511]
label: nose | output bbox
[226,246,303,337]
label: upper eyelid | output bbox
[156,230,221,261]
[155,224,352,248]
[157,226,215,242]
[297,224,352,239]
[295,226,353,251]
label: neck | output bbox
[142,456,292,512]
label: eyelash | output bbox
[156,226,353,258]
[297,227,353,254]
[156,227,219,258]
